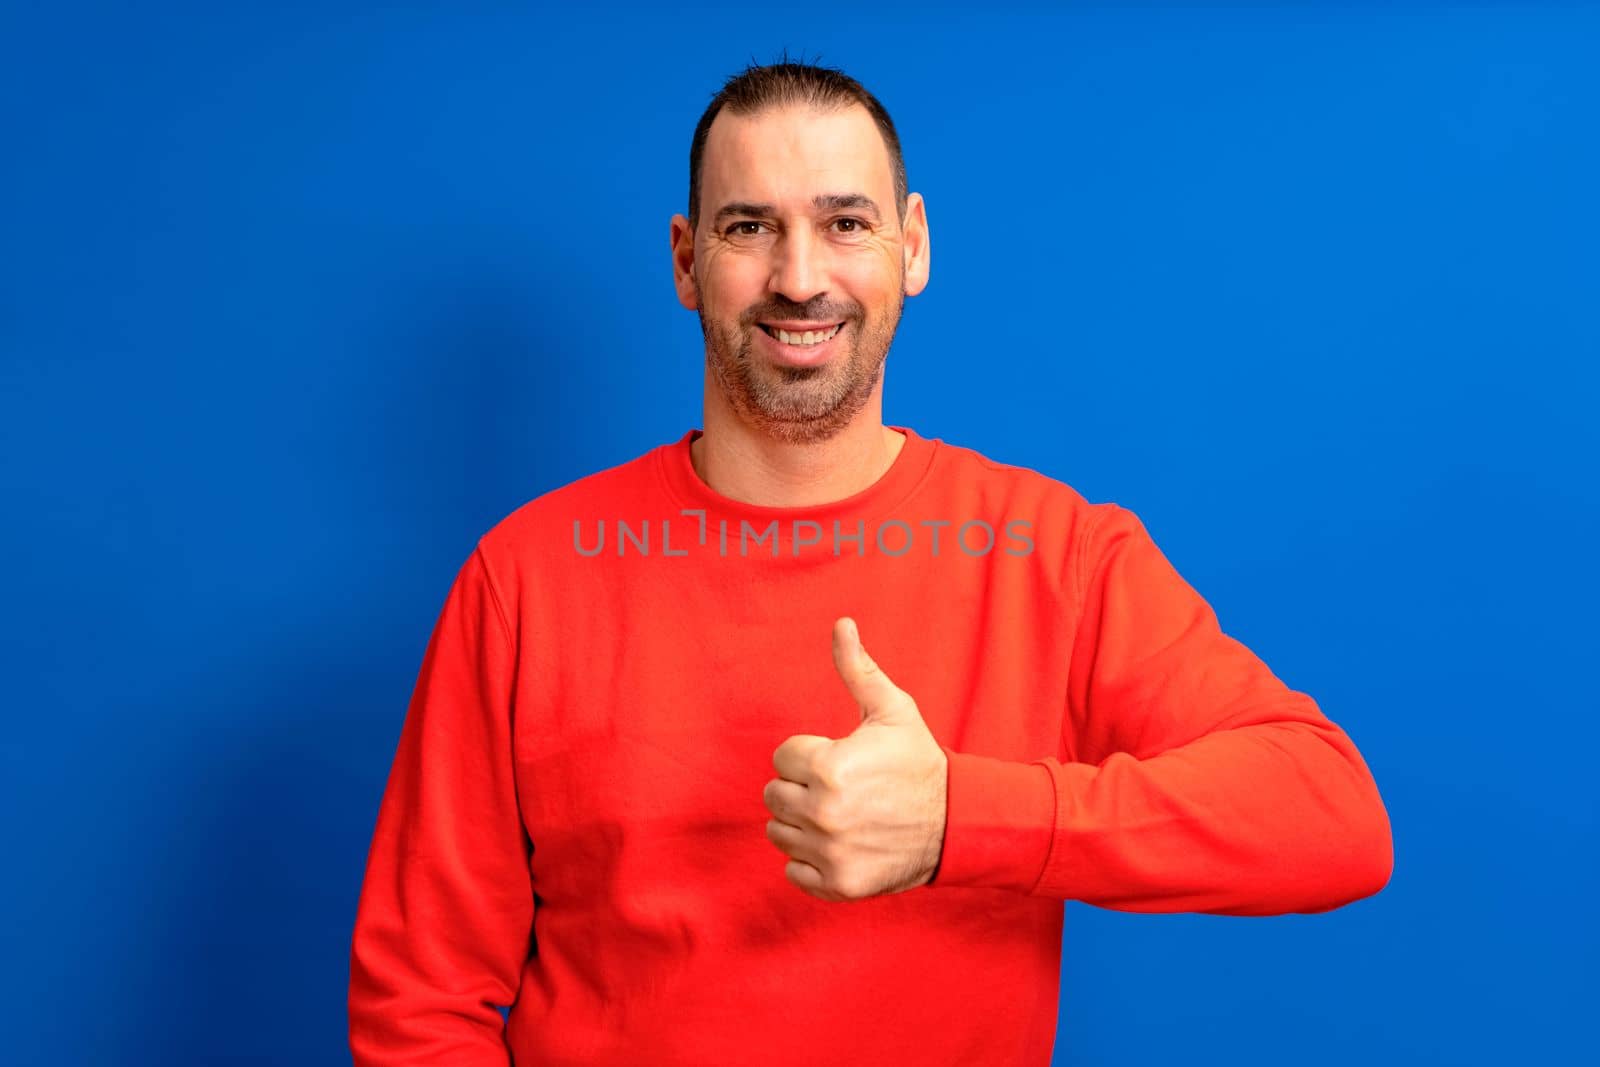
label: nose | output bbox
[767,225,828,305]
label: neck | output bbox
[690,409,906,508]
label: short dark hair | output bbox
[687,54,909,233]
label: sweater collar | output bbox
[656,424,940,525]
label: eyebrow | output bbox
[712,193,884,227]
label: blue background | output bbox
[3,3,1595,1064]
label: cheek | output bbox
[701,259,766,320]
[838,254,902,310]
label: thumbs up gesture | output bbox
[763,617,949,902]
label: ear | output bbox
[900,193,930,298]
[670,213,699,310]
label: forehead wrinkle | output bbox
[702,106,894,223]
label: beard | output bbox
[696,277,905,446]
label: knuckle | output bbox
[815,756,850,793]
[831,870,868,901]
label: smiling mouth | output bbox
[757,321,847,346]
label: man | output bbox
[349,60,1393,1067]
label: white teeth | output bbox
[774,323,842,346]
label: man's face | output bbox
[671,103,929,444]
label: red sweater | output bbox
[349,425,1393,1066]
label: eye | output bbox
[833,217,869,234]
[725,221,764,236]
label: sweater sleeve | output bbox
[929,504,1393,915]
[349,544,534,1065]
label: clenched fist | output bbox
[763,617,948,902]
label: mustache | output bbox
[742,303,859,325]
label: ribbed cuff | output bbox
[925,747,1056,893]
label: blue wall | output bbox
[3,4,1594,1064]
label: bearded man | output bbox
[349,58,1393,1067]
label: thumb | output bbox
[832,617,914,725]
